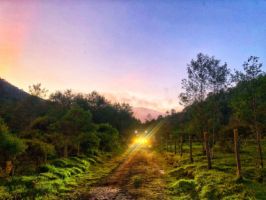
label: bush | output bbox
[81,132,100,155]
[39,172,58,180]
[199,185,217,200]
[39,164,72,179]
[4,156,94,199]
[132,175,142,188]
[97,124,120,152]
[0,118,27,160]
[0,186,12,200]
[169,167,188,179]
[170,179,196,194]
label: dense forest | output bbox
[0,79,140,169]
[0,79,142,198]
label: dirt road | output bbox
[79,148,168,200]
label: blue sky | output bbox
[1,0,266,112]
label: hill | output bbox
[132,107,163,122]
[0,78,28,101]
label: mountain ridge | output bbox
[0,78,163,122]
[0,78,28,101]
[132,107,163,122]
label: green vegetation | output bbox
[0,154,118,200]
[0,80,140,199]
[165,142,266,199]
[1,53,266,199]
[144,53,266,199]
[133,175,143,188]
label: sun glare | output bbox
[133,137,149,145]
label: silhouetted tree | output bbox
[231,56,265,169]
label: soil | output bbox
[78,148,168,200]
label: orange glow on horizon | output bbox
[0,2,39,76]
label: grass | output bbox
[164,140,266,200]
[0,153,118,200]
[2,142,265,199]
[124,150,168,200]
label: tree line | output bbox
[0,87,140,176]
[146,53,266,179]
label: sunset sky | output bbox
[1,0,266,112]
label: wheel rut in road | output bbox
[80,149,167,200]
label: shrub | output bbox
[199,185,217,200]
[97,124,120,152]
[133,175,142,188]
[170,179,196,194]
[0,186,12,200]
[0,118,27,161]
[169,167,187,179]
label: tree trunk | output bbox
[160,136,164,152]
[202,133,206,155]
[44,152,47,164]
[234,129,242,179]
[174,138,177,154]
[189,135,193,163]
[77,143,80,156]
[256,130,263,169]
[179,136,183,157]
[211,127,215,159]
[64,144,68,158]
[5,160,13,176]
[204,132,212,169]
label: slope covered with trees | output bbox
[0,80,140,198]
[145,54,266,199]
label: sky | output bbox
[1,0,266,112]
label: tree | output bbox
[207,59,230,158]
[179,53,229,168]
[25,138,55,164]
[179,53,211,105]
[183,109,198,163]
[231,56,265,169]
[0,118,27,175]
[179,53,212,159]
[25,116,56,164]
[80,131,100,155]
[59,106,92,157]
[97,124,120,152]
[8,93,48,132]
[49,89,74,109]
[29,83,48,98]
[29,116,53,132]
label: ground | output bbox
[2,141,265,199]
[71,141,266,200]
[77,148,169,200]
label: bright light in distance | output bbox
[134,138,148,144]
[132,137,151,147]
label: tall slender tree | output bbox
[207,58,230,158]
[231,56,265,169]
[179,53,212,155]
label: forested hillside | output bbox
[0,79,28,101]
[0,81,140,199]
[148,54,266,169]
[142,54,266,199]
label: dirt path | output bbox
[79,149,168,200]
